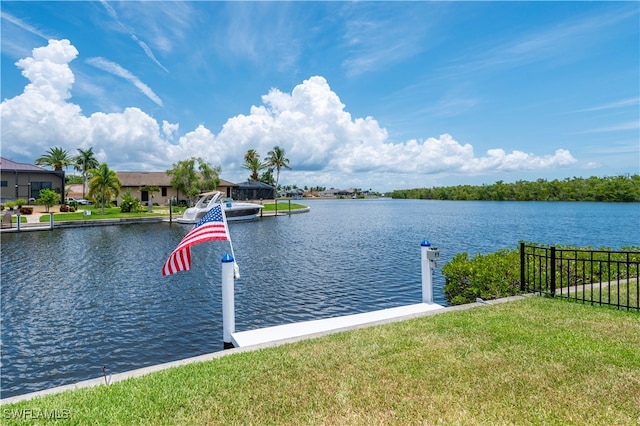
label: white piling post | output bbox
[421,240,433,303]
[49,212,54,229]
[421,240,439,304]
[221,253,236,349]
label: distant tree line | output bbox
[389,175,640,202]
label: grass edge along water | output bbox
[2,296,639,425]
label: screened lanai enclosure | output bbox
[232,181,275,200]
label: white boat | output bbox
[176,191,263,224]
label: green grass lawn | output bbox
[36,203,308,222]
[2,296,639,425]
[261,201,307,212]
[38,207,175,222]
[566,280,639,310]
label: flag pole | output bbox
[220,207,240,279]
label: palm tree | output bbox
[259,168,275,186]
[88,163,121,213]
[74,147,99,197]
[243,150,265,181]
[35,147,72,171]
[265,146,291,190]
[244,149,258,163]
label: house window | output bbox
[30,181,52,199]
[161,187,167,196]
[1,181,7,187]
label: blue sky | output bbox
[1,1,638,192]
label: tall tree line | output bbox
[389,175,640,202]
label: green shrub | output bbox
[120,189,141,213]
[443,244,640,306]
[443,249,521,305]
[36,188,61,213]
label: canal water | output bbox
[1,199,638,398]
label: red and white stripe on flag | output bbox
[162,205,230,276]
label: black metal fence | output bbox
[520,243,639,311]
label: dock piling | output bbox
[421,240,440,304]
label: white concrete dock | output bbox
[231,302,445,347]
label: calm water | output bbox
[1,199,638,398]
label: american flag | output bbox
[162,204,230,276]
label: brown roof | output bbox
[117,171,173,186]
[116,171,237,188]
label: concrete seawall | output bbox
[0,207,310,233]
[0,216,166,233]
[53,217,165,228]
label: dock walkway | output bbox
[231,302,444,347]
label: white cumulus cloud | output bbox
[162,120,179,140]
[1,39,577,191]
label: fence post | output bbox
[49,212,54,229]
[221,253,235,349]
[520,242,526,293]
[550,246,556,297]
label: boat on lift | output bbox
[176,191,263,224]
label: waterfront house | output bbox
[115,171,237,206]
[317,188,355,198]
[0,157,65,204]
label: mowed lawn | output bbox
[3,297,639,425]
